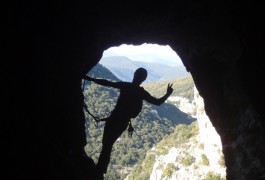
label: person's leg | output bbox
[96,117,128,175]
[96,140,114,174]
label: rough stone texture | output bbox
[149,86,226,180]
[194,86,225,176]
[8,1,265,179]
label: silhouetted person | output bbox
[84,67,173,178]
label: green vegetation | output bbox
[201,154,210,166]
[218,154,225,167]
[162,163,176,177]
[204,171,222,180]
[199,143,204,149]
[84,64,195,179]
[155,121,199,149]
[143,76,194,102]
[128,121,198,179]
[180,153,193,166]
[124,153,156,180]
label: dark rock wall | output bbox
[8,1,265,179]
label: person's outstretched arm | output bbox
[84,75,122,88]
[144,83,173,106]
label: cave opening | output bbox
[82,43,226,179]
[10,1,265,179]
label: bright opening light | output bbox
[102,43,182,67]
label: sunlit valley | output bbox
[83,44,226,179]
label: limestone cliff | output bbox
[148,86,226,180]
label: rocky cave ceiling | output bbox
[7,1,265,179]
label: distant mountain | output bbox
[98,56,139,82]
[88,63,120,81]
[98,56,190,83]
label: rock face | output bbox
[167,96,196,116]
[11,1,265,179]
[194,86,226,178]
[149,87,226,180]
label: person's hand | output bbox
[167,83,173,95]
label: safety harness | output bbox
[82,78,134,137]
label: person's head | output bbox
[132,67,147,85]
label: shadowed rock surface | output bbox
[7,1,265,179]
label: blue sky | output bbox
[102,43,183,67]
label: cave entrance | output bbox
[83,43,226,179]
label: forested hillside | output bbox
[126,86,226,180]
[143,76,194,102]
[127,121,199,180]
[126,117,226,180]
[83,64,195,179]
